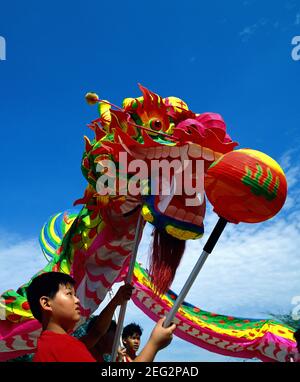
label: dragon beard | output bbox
[149,227,186,295]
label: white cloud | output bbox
[239,18,269,40]
[239,24,259,41]
[0,234,47,293]
[279,149,300,210]
[239,19,269,42]
[238,18,285,42]
[239,6,300,40]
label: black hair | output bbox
[26,272,76,323]
[122,323,143,339]
[294,328,300,346]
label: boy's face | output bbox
[123,332,141,354]
[46,283,81,328]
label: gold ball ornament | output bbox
[85,92,99,105]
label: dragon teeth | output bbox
[123,141,220,163]
[192,215,204,226]
[202,147,214,161]
[161,146,170,158]
[165,205,177,216]
[146,147,156,159]
[170,146,180,158]
[188,143,202,158]
[155,146,163,159]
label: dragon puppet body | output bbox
[0,85,296,361]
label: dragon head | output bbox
[77,84,238,294]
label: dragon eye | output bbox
[149,119,162,131]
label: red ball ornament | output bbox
[204,149,287,223]
[21,301,31,311]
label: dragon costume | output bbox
[0,85,296,361]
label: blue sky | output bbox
[0,0,300,361]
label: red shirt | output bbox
[33,330,96,362]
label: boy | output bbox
[27,272,176,362]
[118,323,143,362]
[27,272,131,362]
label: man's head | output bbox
[294,329,300,353]
[122,323,143,355]
[26,272,81,329]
